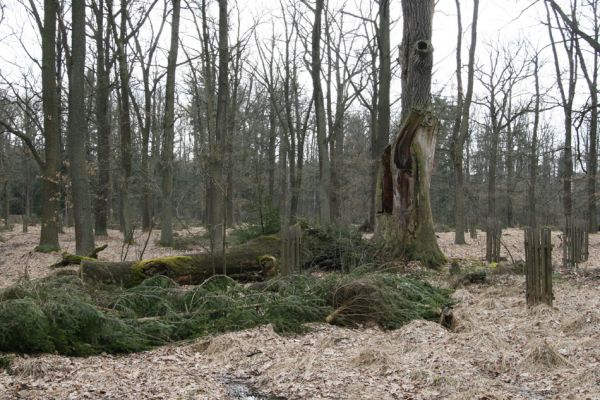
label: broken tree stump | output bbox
[525,227,553,307]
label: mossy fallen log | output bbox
[80,236,282,286]
[50,244,108,268]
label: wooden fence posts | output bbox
[486,220,501,263]
[524,227,553,307]
[562,219,589,269]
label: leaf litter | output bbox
[0,226,600,399]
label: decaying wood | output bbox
[50,244,108,268]
[80,236,281,287]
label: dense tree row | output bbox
[0,0,598,262]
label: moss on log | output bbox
[80,235,282,286]
[50,244,108,268]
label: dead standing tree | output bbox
[376,0,445,266]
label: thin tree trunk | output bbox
[451,0,478,244]
[94,0,111,237]
[210,0,229,263]
[528,55,541,228]
[546,2,576,225]
[160,0,181,246]
[574,1,599,232]
[311,0,331,224]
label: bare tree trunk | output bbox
[451,0,479,244]
[39,0,61,251]
[574,1,599,232]
[529,55,541,228]
[160,0,181,246]
[67,0,95,254]
[209,0,229,262]
[311,0,331,224]
[505,102,515,227]
[94,0,111,237]
[267,107,276,204]
[109,0,134,243]
[546,2,576,225]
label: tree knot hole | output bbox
[415,40,432,54]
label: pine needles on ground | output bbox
[0,271,451,356]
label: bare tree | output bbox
[573,0,599,232]
[92,0,112,237]
[159,0,181,246]
[450,0,479,244]
[308,0,332,224]
[67,0,95,254]
[546,1,577,225]
[38,0,61,251]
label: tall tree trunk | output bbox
[109,0,134,243]
[505,102,514,227]
[528,55,541,228]
[451,0,478,244]
[160,0,181,246]
[210,0,229,261]
[0,136,7,229]
[39,0,61,251]
[546,2,576,225]
[94,0,111,237]
[311,0,331,224]
[574,1,599,232]
[378,0,444,266]
[267,107,276,205]
[67,0,95,254]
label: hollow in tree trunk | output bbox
[375,0,444,267]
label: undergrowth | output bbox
[231,206,280,244]
[0,269,451,356]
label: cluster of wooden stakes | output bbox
[484,219,589,307]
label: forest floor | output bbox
[1,226,599,399]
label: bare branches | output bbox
[545,0,600,53]
[0,118,44,169]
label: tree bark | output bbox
[311,0,331,224]
[574,1,599,232]
[450,0,478,244]
[67,0,95,255]
[109,0,134,243]
[546,2,576,226]
[94,0,111,237]
[160,0,181,246]
[528,55,541,228]
[38,0,61,251]
[209,0,229,264]
[376,0,444,266]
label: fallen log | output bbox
[80,236,282,286]
[51,244,109,268]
